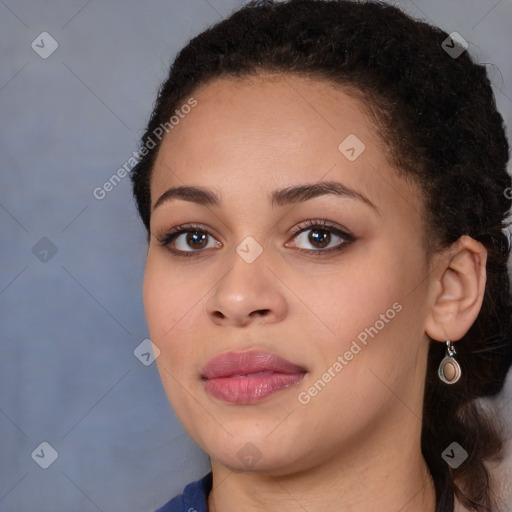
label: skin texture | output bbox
[143,74,487,512]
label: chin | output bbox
[211,447,299,474]
[199,429,310,475]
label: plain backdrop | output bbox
[1,1,511,511]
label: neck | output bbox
[207,423,437,512]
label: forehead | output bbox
[159,74,382,158]
[150,74,420,219]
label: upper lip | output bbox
[201,350,306,379]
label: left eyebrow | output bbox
[152,180,378,213]
[269,181,378,212]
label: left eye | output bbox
[286,225,351,251]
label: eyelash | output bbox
[155,220,356,258]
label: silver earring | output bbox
[438,340,461,384]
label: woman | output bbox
[130,1,512,511]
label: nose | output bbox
[204,249,288,327]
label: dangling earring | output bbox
[438,340,461,384]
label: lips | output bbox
[201,351,306,404]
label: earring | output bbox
[438,340,461,384]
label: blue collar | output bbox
[155,473,212,512]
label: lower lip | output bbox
[204,373,305,404]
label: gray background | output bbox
[1,1,511,511]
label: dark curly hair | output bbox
[130,1,512,510]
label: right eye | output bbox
[156,223,222,257]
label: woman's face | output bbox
[144,74,434,474]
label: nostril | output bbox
[251,309,270,317]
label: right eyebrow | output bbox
[153,186,221,211]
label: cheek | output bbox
[327,253,426,389]
[293,251,406,341]
[290,240,427,394]
[143,255,204,416]
[142,252,203,354]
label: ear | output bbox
[424,235,487,342]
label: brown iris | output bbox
[186,231,208,249]
[309,228,331,249]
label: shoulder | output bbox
[154,473,212,512]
